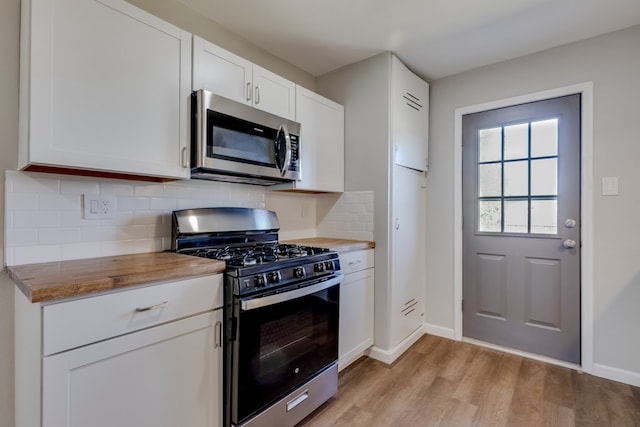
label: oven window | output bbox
[207,110,277,166]
[235,285,338,423]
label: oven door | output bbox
[230,274,341,426]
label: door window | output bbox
[477,118,559,235]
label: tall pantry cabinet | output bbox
[317,53,428,362]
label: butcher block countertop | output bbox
[7,252,225,303]
[284,238,375,253]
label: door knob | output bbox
[563,239,577,249]
[564,218,577,228]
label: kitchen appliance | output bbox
[191,90,302,185]
[172,207,341,427]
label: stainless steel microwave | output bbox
[191,89,301,185]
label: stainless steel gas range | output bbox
[172,207,341,427]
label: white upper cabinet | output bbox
[193,36,296,120]
[391,55,429,172]
[19,0,192,180]
[274,86,344,192]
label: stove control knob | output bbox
[254,275,266,287]
[294,267,305,278]
[267,271,281,284]
[324,261,334,271]
[314,263,325,273]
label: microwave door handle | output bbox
[277,124,292,176]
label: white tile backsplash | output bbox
[317,190,374,241]
[4,171,375,265]
[4,171,268,265]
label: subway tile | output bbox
[6,193,38,211]
[133,238,163,254]
[148,223,170,238]
[60,211,84,227]
[133,211,163,225]
[38,193,80,211]
[13,211,61,228]
[6,228,38,247]
[61,242,101,261]
[118,196,150,211]
[39,227,81,245]
[8,171,60,194]
[163,183,192,199]
[116,225,148,241]
[149,197,177,212]
[100,240,135,257]
[81,225,117,242]
[13,245,61,265]
[99,181,135,196]
[60,179,99,195]
[134,183,165,197]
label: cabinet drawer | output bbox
[43,275,222,355]
[339,250,374,275]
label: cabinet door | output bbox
[339,267,374,370]
[292,86,344,192]
[252,64,296,120]
[42,311,222,427]
[391,164,426,346]
[193,35,252,105]
[22,0,191,179]
[391,55,429,172]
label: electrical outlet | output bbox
[83,194,116,219]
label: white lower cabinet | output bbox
[43,310,221,427]
[338,249,374,370]
[15,275,223,427]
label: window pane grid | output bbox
[477,119,559,235]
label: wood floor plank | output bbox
[452,347,502,405]
[505,359,547,427]
[543,364,574,409]
[472,352,521,427]
[300,335,640,427]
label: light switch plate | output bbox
[82,194,116,219]
[601,177,619,196]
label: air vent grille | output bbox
[403,92,423,111]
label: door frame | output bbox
[453,82,594,373]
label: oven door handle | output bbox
[241,274,343,311]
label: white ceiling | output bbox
[175,0,640,81]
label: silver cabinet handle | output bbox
[563,239,577,249]
[286,390,309,412]
[214,321,222,348]
[181,146,188,168]
[254,85,261,105]
[246,82,252,102]
[135,301,169,312]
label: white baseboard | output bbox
[338,340,373,372]
[367,328,424,365]
[423,323,455,340]
[593,363,640,387]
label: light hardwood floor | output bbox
[300,334,640,426]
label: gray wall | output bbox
[0,0,20,425]
[426,25,640,376]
